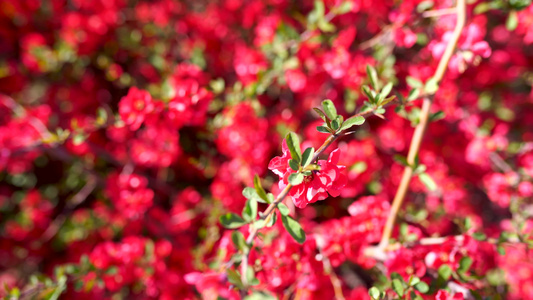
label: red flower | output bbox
[118,87,154,131]
[268,141,347,208]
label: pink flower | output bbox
[268,141,347,208]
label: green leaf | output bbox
[254,175,269,203]
[506,11,518,31]
[408,88,420,101]
[472,232,487,241]
[409,276,421,286]
[318,19,336,32]
[458,256,473,274]
[366,65,380,91]
[497,245,506,255]
[242,187,267,203]
[220,213,247,229]
[313,108,328,121]
[429,111,446,122]
[418,172,437,191]
[301,147,315,167]
[227,269,243,288]
[406,76,424,89]
[381,82,393,98]
[244,291,277,300]
[392,278,404,296]
[393,154,410,167]
[267,193,275,204]
[362,85,375,102]
[242,199,258,222]
[278,203,290,216]
[368,287,380,300]
[316,125,332,134]
[340,116,365,131]
[425,77,439,94]
[321,99,338,120]
[438,264,453,281]
[289,159,300,171]
[281,215,306,244]
[246,267,256,285]
[267,212,277,227]
[314,0,325,17]
[286,132,302,162]
[335,1,353,14]
[231,231,246,250]
[288,173,304,186]
[414,281,429,293]
[331,118,341,131]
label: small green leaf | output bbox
[392,278,404,296]
[381,82,393,98]
[362,85,375,102]
[316,125,332,134]
[438,264,453,281]
[472,232,487,241]
[418,172,437,191]
[289,159,300,171]
[335,1,353,14]
[313,108,328,121]
[246,267,256,285]
[464,217,472,231]
[406,76,424,89]
[409,276,421,286]
[429,111,446,122]
[414,281,429,293]
[244,291,277,300]
[220,213,247,229]
[366,65,380,91]
[281,215,306,244]
[318,19,336,32]
[331,118,341,131]
[393,154,410,167]
[321,99,338,120]
[368,287,380,300]
[506,11,518,31]
[227,269,243,288]
[340,116,365,131]
[408,88,420,101]
[301,147,315,167]
[267,212,277,227]
[242,187,267,203]
[278,203,290,216]
[254,175,269,202]
[288,173,304,186]
[231,231,246,250]
[425,77,439,94]
[286,132,302,162]
[497,245,506,255]
[458,256,473,274]
[314,0,325,17]
[242,199,258,222]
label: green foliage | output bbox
[286,132,302,163]
[281,214,306,244]
[220,213,247,229]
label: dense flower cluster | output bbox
[0,0,533,299]
[269,142,347,208]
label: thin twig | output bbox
[315,234,345,300]
[373,0,467,253]
[239,105,391,293]
[422,8,457,18]
[39,176,98,243]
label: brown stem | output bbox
[376,0,466,250]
